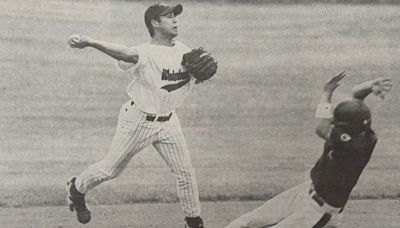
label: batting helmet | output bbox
[333,99,372,135]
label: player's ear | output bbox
[151,19,160,28]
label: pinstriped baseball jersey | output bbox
[117,41,194,115]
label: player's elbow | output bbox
[315,127,324,138]
[351,89,364,100]
[315,127,329,140]
[119,48,138,64]
[314,119,332,140]
[125,55,139,64]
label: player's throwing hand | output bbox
[68,34,90,49]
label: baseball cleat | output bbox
[185,216,204,228]
[66,177,91,224]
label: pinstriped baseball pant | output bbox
[74,100,201,217]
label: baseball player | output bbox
[225,72,393,228]
[66,3,216,228]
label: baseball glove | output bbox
[181,47,218,84]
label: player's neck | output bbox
[151,34,175,47]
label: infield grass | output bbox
[0,0,400,207]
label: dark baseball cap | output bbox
[145,2,183,25]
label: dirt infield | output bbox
[1,200,399,228]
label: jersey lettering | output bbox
[160,69,190,92]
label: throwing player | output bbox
[224,73,393,228]
[66,3,216,228]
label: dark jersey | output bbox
[310,126,378,208]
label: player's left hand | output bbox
[371,77,393,99]
[323,71,346,94]
[181,47,218,84]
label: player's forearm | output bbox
[352,80,373,100]
[87,38,138,63]
[320,91,333,104]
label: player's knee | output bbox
[226,219,253,228]
[105,170,119,179]
[173,166,195,179]
[238,219,257,228]
[98,163,121,180]
[172,168,197,188]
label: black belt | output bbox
[145,113,172,122]
[130,101,172,122]
[309,187,343,214]
[312,213,332,228]
[309,188,325,207]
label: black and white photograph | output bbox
[1,0,399,227]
